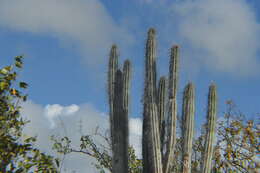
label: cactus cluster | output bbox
[107,28,217,173]
[108,45,131,173]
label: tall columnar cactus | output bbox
[201,84,217,173]
[108,45,131,173]
[163,45,179,173]
[107,28,218,173]
[143,28,163,173]
[181,83,195,173]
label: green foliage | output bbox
[0,56,59,172]
[211,101,259,172]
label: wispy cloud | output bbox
[171,0,260,76]
[0,0,134,66]
[21,100,142,172]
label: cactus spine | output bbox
[108,45,131,173]
[181,83,195,173]
[143,28,163,173]
[201,84,217,173]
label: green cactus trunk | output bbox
[163,45,179,173]
[111,69,128,173]
[181,83,195,173]
[201,84,217,173]
[142,28,163,173]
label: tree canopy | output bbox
[0,56,59,172]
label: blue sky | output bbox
[0,0,260,172]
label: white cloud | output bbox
[0,0,134,66]
[44,104,79,128]
[45,104,64,118]
[21,100,143,172]
[63,104,80,115]
[129,118,143,158]
[129,118,142,136]
[171,0,260,76]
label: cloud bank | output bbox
[0,0,259,77]
[21,100,142,172]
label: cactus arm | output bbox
[181,83,195,173]
[157,76,167,155]
[123,60,131,115]
[201,84,217,173]
[163,45,179,173]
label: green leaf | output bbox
[19,82,28,89]
[15,168,24,173]
[15,61,23,68]
[24,137,36,143]
[55,158,60,168]
[22,95,28,102]
[15,56,23,62]
[0,66,12,74]
[0,81,9,90]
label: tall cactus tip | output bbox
[110,44,118,58]
[124,59,131,66]
[172,45,179,49]
[187,82,194,87]
[159,76,166,81]
[209,82,217,89]
[148,28,156,36]
[183,82,194,96]
[111,44,117,49]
